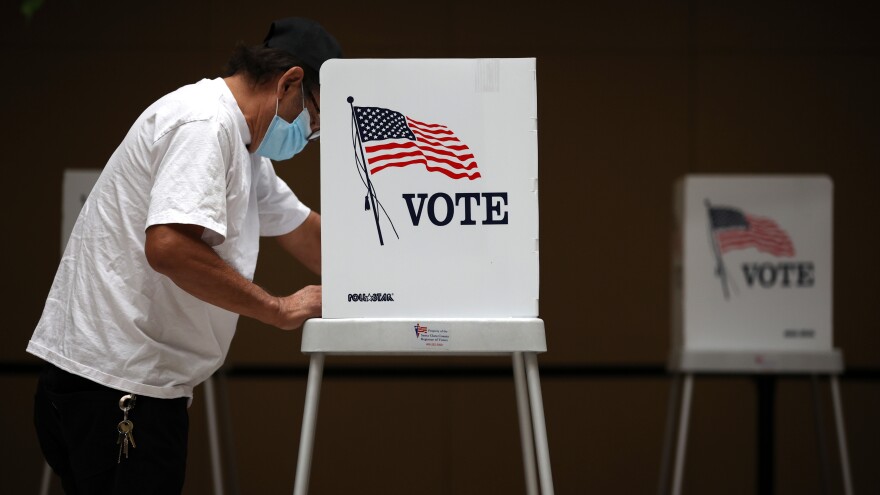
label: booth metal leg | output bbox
[830,375,854,495]
[671,373,694,495]
[215,370,241,495]
[293,353,325,495]
[658,374,683,495]
[524,352,554,495]
[811,375,833,495]
[756,376,776,495]
[204,375,225,495]
[513,352,539,495]
[39,461,51,495]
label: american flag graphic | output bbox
[709,206,795,257]
[353,106,481,180]
[414,323,428,337]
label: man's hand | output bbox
[274,285,322,330]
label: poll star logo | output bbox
[705,200,814,299]
[347,96,508,246]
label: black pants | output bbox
[34,363,189,494]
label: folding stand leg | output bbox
[293,353,325,495]
[215,370,241,495]
[658,374,683,495]
[513,352,539,495]
[811,375,833,495]
[39,461,51,495]
[830,375,854,495]
[204,374,225,495]
[524,352,554,495]
[671,373,694,495]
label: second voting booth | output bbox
[661,176,852,495]
[291,59,552,495]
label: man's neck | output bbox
[223,74,271,149]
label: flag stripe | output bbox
[364,140,475,161]
[718,232,792,246]
[366,142,478,169]
[718,234,793,249]
[371,157,426,173]
[425,167,482,180]
[367,144,479,171]
[370,156,482,180]
[407,117,451,131]
[367,150,423,163]
[364,140,470,152]
[408,120,454,133]
[410,125,455,137]
[412,136,468,149]
[411,128,461,143]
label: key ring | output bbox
[119,394,136,411]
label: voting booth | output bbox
[291,59,553,495]
[320,58,539,319]
[671,175,839,368]
[660,175,852,495]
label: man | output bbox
[28,17,340,494]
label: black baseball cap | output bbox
[263,17,342,75]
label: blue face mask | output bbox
[255,85,312,161]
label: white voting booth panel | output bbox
[320,58,539,319]
[291,59,553,495]
[671,175,839,372]
[661,175,852,495]
[61,169,102,253]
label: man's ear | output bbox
[276,66,305,98]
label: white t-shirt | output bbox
[28,78,311,399]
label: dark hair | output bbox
[223,43,319,93]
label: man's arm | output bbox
[145,223,320,330]
[275,210,321,275]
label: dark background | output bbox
[2,1,878,494]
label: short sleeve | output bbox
[146,120,230,245]
[254,158,311,236]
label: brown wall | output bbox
[2,1,878,494]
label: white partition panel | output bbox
[320,59,539,318]
[672,175,835,369]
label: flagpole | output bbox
[705,198,730,299]
[349,96,384,245]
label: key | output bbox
[117,425,127,462]
[117,429,125,463]
[116,394,137,463]
[117,420,136,459]
[120,420,137,449]
[118,420,129,461]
